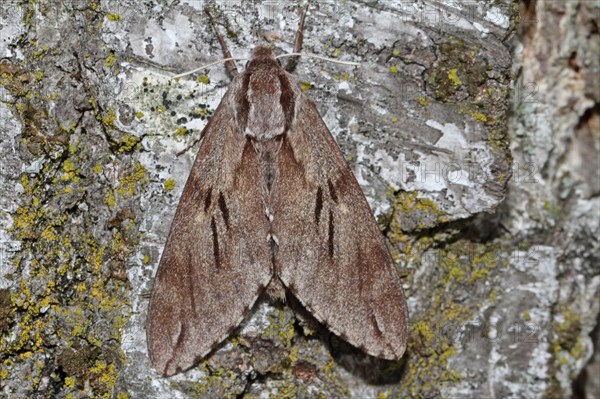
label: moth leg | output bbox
[284,3,309,72]
[204,8,239,77]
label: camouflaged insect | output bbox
[147,5,408,377]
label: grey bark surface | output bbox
[0,0,597,398]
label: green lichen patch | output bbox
[544,304,585,398]
[57,344,100,378]
[17,102,70,156]
[392,241,504,397]
[0,289,14,336]
[0,3,149,397]
[426,37,488,102]
[3,117,146,399]
[116,134,141,153]
[389,192,445,235]
[425,37,512,158]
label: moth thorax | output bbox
[242,65,296,140]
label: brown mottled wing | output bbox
[272,95,409,360]
[147,94,272,376]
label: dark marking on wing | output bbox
[281,133,303,171]
[175,323,187,348]
[163,323,188,375]
[236,73,251,128]
[327,179,338,203]
[218,192,230,230]
[370,313,384,339]
[287,281,298,295]
[278,72,296,132]
[204,187,213,212]
[211,217,220,268]
[190,187,203,203]
[355,248,367,294]
[242,305,251,319]
[227,324,237,335]
[328,210,334,259]
[315,186,323,224]
[185,256,198,318]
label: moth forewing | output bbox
[272,93,409,360]
[147,5,408,377]
[146,90,273,377]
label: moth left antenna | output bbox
[171,57,248,80]
[204,8,239,77]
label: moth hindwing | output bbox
[147,5,409,377]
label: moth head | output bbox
[246,46,280,70]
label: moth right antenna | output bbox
[284,3,310,72]
[276,53,360,67]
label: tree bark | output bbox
[0,0,597,398]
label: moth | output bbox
[147,5,409,377]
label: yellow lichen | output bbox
[102,110,116,127]
[448,68,462,86]
[300,82,312,92]
[63,159,76,173]
[105,53,117,68]
[118,134,138,153]
[413,321,435,343]
[163,178,175,191]
[64,376,75,388]
[174,127,187,137]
